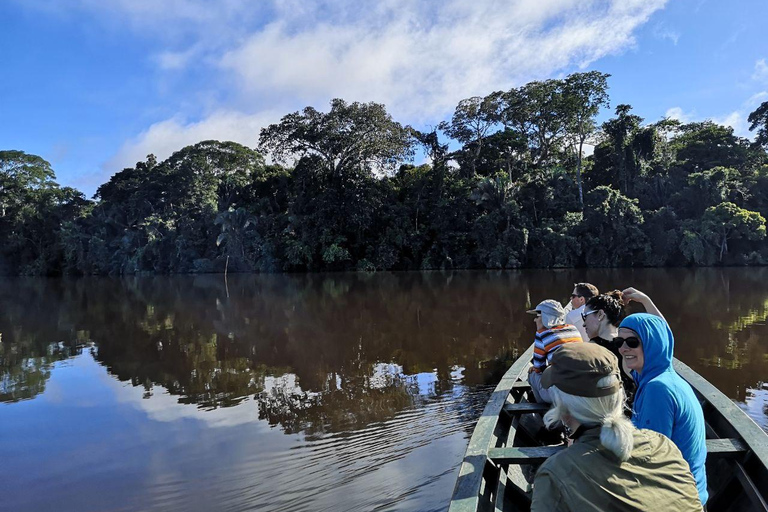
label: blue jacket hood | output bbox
[618,313,674,387]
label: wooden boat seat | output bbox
[488,438,749,466]
[502,402,550,415]
[511,381,531,391]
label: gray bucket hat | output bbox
[526,299,566,329]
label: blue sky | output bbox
[1,0,767,197]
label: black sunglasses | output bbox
[613,336,642,349]
[570,293,582,299]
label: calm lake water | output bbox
[1,269,767,511]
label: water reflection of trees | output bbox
[1,269,767,430]
[0,273,532,424]
[624,268,768,401]
[0,279,91,402]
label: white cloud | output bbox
[712,110,749,136]
[34,0,668,177]
[753,59,768,83]
[653,22,680,45]
[665,101,758,139]
[105,110,282,173]
[665,106,694,122]
[219,0,669,121]
[746,91,768,108]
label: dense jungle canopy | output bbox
[4,72,768,276]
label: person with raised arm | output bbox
[621,286,666,321]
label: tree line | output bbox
[3,71,768,275]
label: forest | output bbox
[3,71,768,275]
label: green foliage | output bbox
[259,99,414,179]
[0,151,89,275]
[526,215,582,268]
[671,122,760,173]
[580,186,647,267]
[748,101,768,150]
[587,104,649,196]
[640,207,684,266]
[439,95,502,178]
[682,202,766,264]
[5,73,768,275]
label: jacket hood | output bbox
[618,313,674,387]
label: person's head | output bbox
[583,290,625,339]
[541,343,634,461]
[527,299,566,329]
[617,313,674,382]
[570,283,599,309]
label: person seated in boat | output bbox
[526,299,582,404]
[618,313,708,506]
[564,282,599,342]
[531,343,703,512]
[581,290,637,408]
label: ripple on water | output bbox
[182,384,494,512]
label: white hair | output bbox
[543,375,634,461]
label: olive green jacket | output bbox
[531,427,703,512]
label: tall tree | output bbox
[563,71,610,209]
[259,99,414,180]
[589,104,647,195]
[0,150,56,218]
[503,79,570,167]
[748,100,768,150]
[439,94,502,178]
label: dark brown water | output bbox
[0,269,766,511]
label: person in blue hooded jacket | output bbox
[617,313,708,506]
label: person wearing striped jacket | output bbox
[526,299,583,403]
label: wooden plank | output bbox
[488,445,565,464]
[706,438,748,459]
[674,359,768,469]
[735,461,768,512]
[502,402,550,416]
[511,381,531,391]
[487,438,744,466]
[449,345,535,512]
[494,465,508,512]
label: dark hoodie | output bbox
[619,313,708,506]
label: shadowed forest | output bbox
[4,72,768,275]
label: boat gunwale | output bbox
[448,345,534,512]
[673,358,768,475]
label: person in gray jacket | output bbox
[531,343,702,512]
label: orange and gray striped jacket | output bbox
[532,324,582,373]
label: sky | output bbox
[1,0,768,197]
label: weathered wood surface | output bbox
[705,438,747,458]
[448,345,534,512]
[487,438,746,466]
[674,359,768,468]
[489,446,564,464]
[735,462,768,512]
[502,402,550,416]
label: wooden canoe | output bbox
[449,344,768,512]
